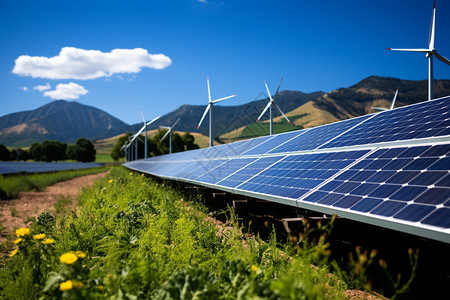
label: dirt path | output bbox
[0,171,109,242]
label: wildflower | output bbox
[66,225,70,228]
[108,179,113,183]
[33,233,46,240]
[14,238,22,244]
[16,228,30,237]
[80,232,84,236]
[9,249,18,257]
[75,251,87,258]
[251,265,259,272]
[42,238,55,245]
[60,252,78,264]
[59,280,73,291]
[129,172,133,175]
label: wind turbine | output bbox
[371,88,399,112]
[387,1,450,100]
[256,78,291,135]
[160,118,180,154]
[197,76,237,147]
[127,115,161,159]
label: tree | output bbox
[182,132,200,151]
[0,144,9,161]
[40,141,67,162]
[68,138,96,162]
[111,133,133,161]
[30,143,43,161]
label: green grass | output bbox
[0,167,417,299]
[95,153,118,163]
[0,167,108,199]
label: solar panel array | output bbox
[124,96,450,243]
[0,162,105,175]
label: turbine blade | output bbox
[172,118,180,129]
[273,77,283,101]
[257,101,272,121]
[435,52,450,66]
[197,104,211,129]
[390,88,399,110]
[140,109,146,124]
[386,48,430,53]
[264,80,274,102]
[160,128,171,142]
[273,103,291,124]
[212,94,237,104]
[429,1,436,50]
[146,115,161,126]
[207,76,212,103]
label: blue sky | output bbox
[1,0,450,125]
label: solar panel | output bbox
[124,95,450,243]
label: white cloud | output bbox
[43,82,88,100]
[19,86,28,91]
[33,83,51,92]
[12,47,172,80]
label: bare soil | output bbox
[0,171,109,242]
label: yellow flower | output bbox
[42,238,55,245]
[79,232,84,236]
[251,265,259,272]
[9,249,18,257]
[75,251,87,258]
[60,252,78,264]
[15,228,30,237]
[14,238,22,244]
[108,179,113,183]
[129,172,133,175]
[59,280,73,291]
[33,233,46,240]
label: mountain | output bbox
[0,100,129,147]
[131,90,325,138]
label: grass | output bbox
[0,166,108,199]
[0,167,417,299]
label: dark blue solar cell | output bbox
[350,160,373,170]
[385,171,420,184]
[350,197,383,213]
[333,195,362,208]
[365,159,391,170]
[397,146,431,158]
[366,171,396,183]
[428,157,450,171]
[319,180,343,192]
[422,145,450,157]
[289,188,309,199]
[334,182,360,193]
[436,174,450,187]
[382,159,413,170]
[403,158,439,171]
[377,147,407,158]
[316,193,344,205]
[368,184,401,198]
[303,191,329,203]
[409,171,447,186]
[394,204,435,222]
[335,170,359,180]
[389,186,427,201]
[370,201,408,217]
[348,170,377,182]
[421,208,450,228]
[349,183,380,196]
[414,188,450,205]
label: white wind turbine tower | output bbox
[387,1,450,100]
[160,118,180,154]
[126,114,161,160]
[256,78,291,135]
[371,88,399,112]
[197,76,237,147]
